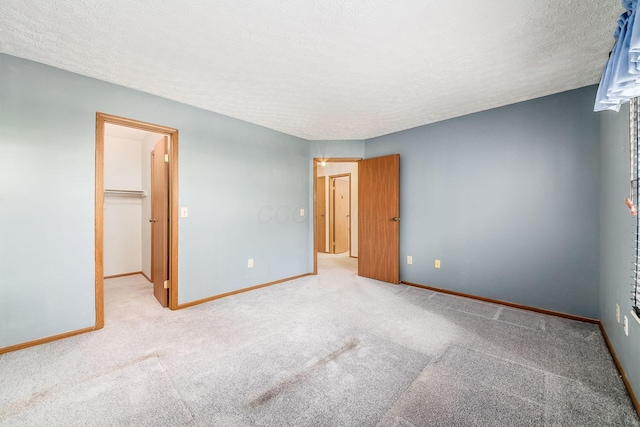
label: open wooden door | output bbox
[358,154,400,284]
[151,137,169,307]
[332,177,350,254]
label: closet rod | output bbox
[104,189,147,197]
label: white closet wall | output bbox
[104,136,143,276]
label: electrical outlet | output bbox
[435,259,441,268]
[407,256,413,265]
[624,316,629,336]
[616,304,620,323]
[248,259,254,268]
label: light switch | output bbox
[181,207,188,218]
[300,208,305,216]
[624,316,629,336]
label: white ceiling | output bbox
[0,1,621,140]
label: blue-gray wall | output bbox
[0,54,311,348]
[365,87,601,318]
[310,140,365,160]
[599,104,640,399]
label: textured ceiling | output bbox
[0,1,622,140]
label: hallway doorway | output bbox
[314,159,359,274]
[313,154,401,283]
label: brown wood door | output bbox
[332,177,350,254]
[151,137,169,307]
[316,176,327,253]
[358,154,400,283]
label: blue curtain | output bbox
[595,0,640,112]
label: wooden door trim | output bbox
[313,158,361,274]
[95,112,180,330]
[315,176,327,254]
[149,151,155,283]
[95,117,104,328]
[314,158,361,162]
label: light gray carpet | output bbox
[0,253,638,426]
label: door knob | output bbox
[392,217,400,221]
[149,218,156,223]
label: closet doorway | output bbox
[95,113,179,329]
